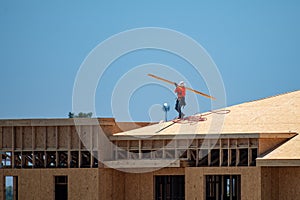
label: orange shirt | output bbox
[175,86,186,98]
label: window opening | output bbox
[92,151,98,168]
[230,150,236,166]
[250,148,257,166]
[5,176,18,200]
[58,152,68,168]
[22,152,33,168]
[206,175,241,200]
[70,151,78,168]
[14,152,22,168]
[55,176,68,200]
[34,151,45,168]
[210,149,220,166]
[238,149,248,166]
[198,149,209,166]
[155,175,185,200]
[81,151,91,168]
[46,152,56,168]
[221,149,228,166]
[1,152,12,168]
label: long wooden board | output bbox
[148,73,216,100]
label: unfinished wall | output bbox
[123,168,184,200]
[1,168,99,200]
[261,167,300,200]
[261,167,279,200]
[185,167,261,200]
[278,167,300,200]
[98,168,185,200]
[259,138,288,155]
[98,168,125,200]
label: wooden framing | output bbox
[0,119,153,169]
[0,117,296,170]
[111,137,260,167]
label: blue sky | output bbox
[0,1,299,121]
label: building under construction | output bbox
[0,90,300,200]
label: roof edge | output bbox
[256,158,300,167]
[110,132,297,141]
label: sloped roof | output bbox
[114,90,300,136]
[256,135,300,166]
[113,90,300,166]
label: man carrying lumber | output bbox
[174,81,186,119]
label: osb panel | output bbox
[259,138,288,155]
[0,170,3,200]
[92,126,98,149]
[139,173,153,200]
[165,139,176,148]
[278,167,300,200]
[141,140,152,149]
[113,122,154,134]
[100,125,114,137]
[2,169,22,176]
[39,170,54,200]
[99,169,113,200]
[185,167,261,200]
[153,167,185,175]
[40,169,99,200]
[69,169,98,200]
[117,140,127,148]
[260,134,300,160]
[185,168,204,200]
[35,126,46,149]
[80,126,92,150]
[14,127,22,149]
[46,126,56,149]
[112,170,125,200]
[114,90,300,136]
[129,140,139,149]
[19,170,41,200]
[239,167,261,200]
[124,173,140,200]
[58,126,69,149]
[98,169,126,200]
[23,126,33,149]
[152,140,164,149]
[71,126,80,149]
[261,167,279,200]
[98,133,114,161]
[2,127,12,148]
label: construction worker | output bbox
[174,81,186,119]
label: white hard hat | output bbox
[179,81,185,86]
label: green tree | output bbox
[6,186,13,200]
[68,112,93,118]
